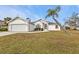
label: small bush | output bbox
[34,28,43,31]
[65,27,70,30]
[73,28,76,30]
[0,28,8,31]
[41,28,43,31]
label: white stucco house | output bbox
[8,17,60,32]
[33,19,60,31]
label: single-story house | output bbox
[8,17,60,32]
[75,19,79,30]
[0,20,4,28]
[0,20,7,28]
[33,19,60,31]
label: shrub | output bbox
[41,28,43,31]
[34,28,43,31]
[0,28,8,31]
[65,27,70,30]
[73,28,76,30]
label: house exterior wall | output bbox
[48,25,60,31]
[76,27,79,30]
[29,24,35,31]
[9,19,28,24]
[8,24,11,31]
[76,24,79,30]
[34,20,60,31]
[34,20,48,29]
[76,19,79,30]
[34,21,43,28]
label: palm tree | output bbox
[45,6,66,31]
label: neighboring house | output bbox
[8,17,60,32]
[0,20,6,28]
[64,14,79,30]
[0,20,4,27]
[75,19,79,30]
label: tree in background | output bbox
[4,17,12,25]
[64,12,79,30]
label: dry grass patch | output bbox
[0,31,79,53]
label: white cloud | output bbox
[0,6,40,21]
[0,6,27,20]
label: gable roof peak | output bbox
[8,17,26,23]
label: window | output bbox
[55,25,58,29]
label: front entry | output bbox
[34,24,43,31]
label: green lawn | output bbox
[0,31,79,54]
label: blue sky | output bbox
[0,5,79,24]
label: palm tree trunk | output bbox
[52,17,67,32]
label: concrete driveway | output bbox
[0,32,17,36]
[0,31,49,36]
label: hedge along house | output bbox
[8,17,34,32]
[8,17,60,32]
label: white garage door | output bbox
[11,24,28,31]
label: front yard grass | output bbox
[0,31,79,54]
